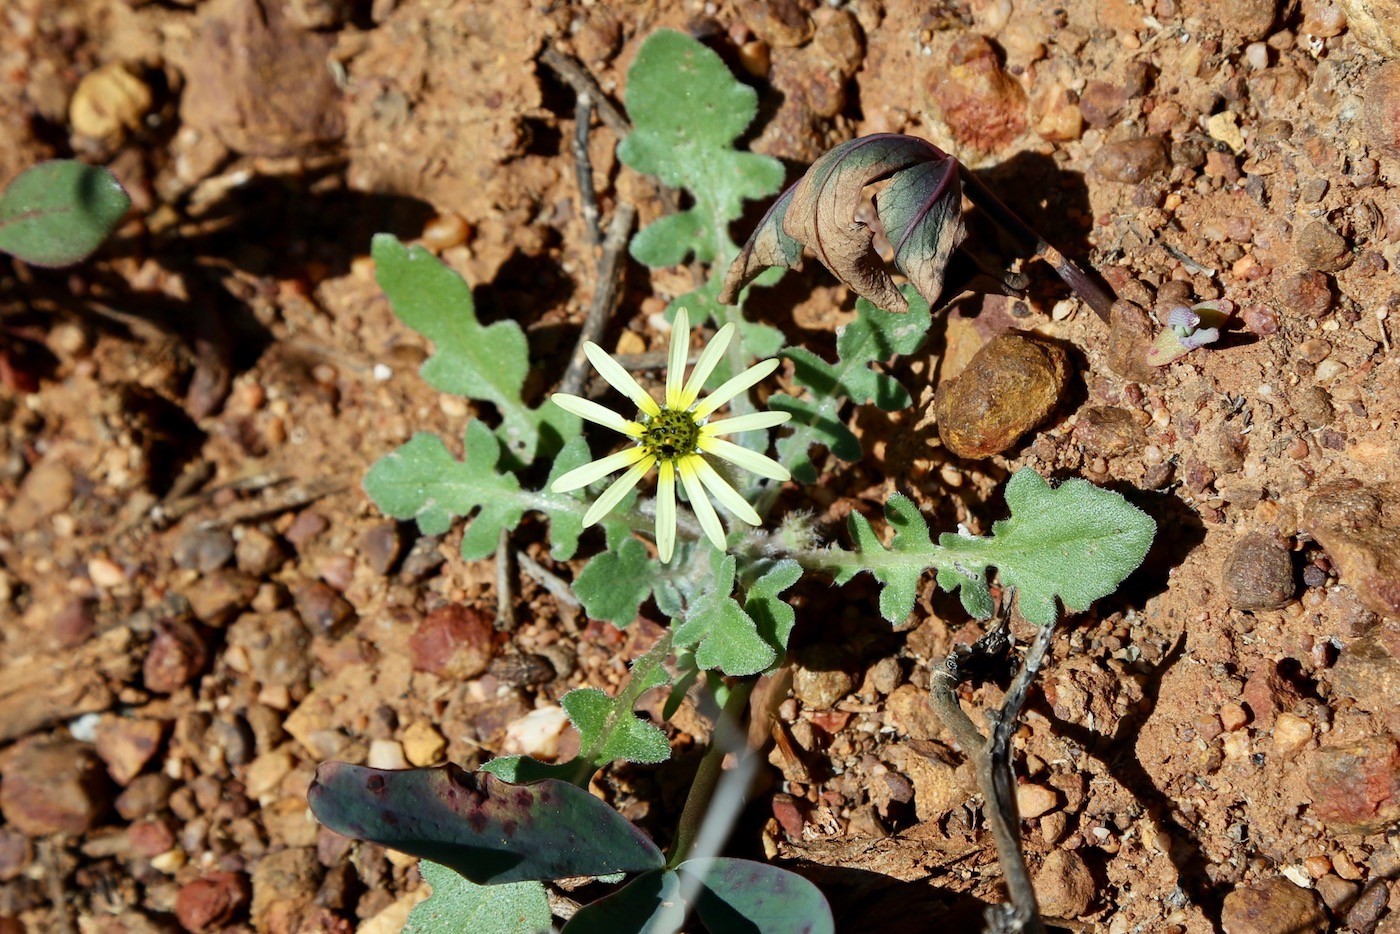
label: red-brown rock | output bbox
[928,35,1028,156]
[144,620,210,694]
[0,737,111,835]
[1308,736,1400,833]
[176,871,251,933]
[409,604,497,680]
[95,717,167,786]
[128,818,177,858]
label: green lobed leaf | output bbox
[0,160,130,267]
[619,30,784,268]
[772,290,931,483]
[562,686,671,766]
[937,469,1156,626]
[672,554,775,676]
[574,536,655,626]
[404,861,550,934]
[307,763,665,884]
[371,234,579,465]
[364,422,591,561]
[743,559,803,662]
[824,469,1154,626]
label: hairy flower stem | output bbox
[929,611,1060,934]
[666,677,757,869]
[959,166,1116,322]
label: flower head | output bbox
[550,308,791,562]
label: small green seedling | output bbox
[0,160,130,267]
[324,29,1157,934]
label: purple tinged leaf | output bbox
[1147,299,1234,366]
[561,869,685,934]
[307,763,664,884]
[718,182,803,304]
[784,135,948,314]
[876,157,965,312]
[682,857,834,934]
[1165,306,1200,331]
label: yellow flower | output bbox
[550,308,791,562]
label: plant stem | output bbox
[929,611,1059,934]
[666,677,757,869]
[958,165,1116,323]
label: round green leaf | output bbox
[0,160,130,266]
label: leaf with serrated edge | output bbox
[308,763,664,884]
[772,290,930,482]
[562,687,671,766]
[672,554,775,676]
[371,234,578,464]
[574,537,655,627]
[404,861,550,934]
[938,470,1156,625]
[619,30,784,268]
[745,560,803,661]
[0,161,130,267]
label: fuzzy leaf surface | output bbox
[771,291,930,482]
[619,30,784,268]
[308,763,664,884]
[573,537,655,626]
[372,234,578,464]
[563,686,671,767]
[743,559,803,661]
[825,470,1154,625]
[672,553,775,676]
[364,423,591,561]
[0,161,130,266]
[403,861,550,934]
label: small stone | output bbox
[1344,876,1389,930]
[1338,0,1400,57]
[291,580,356,637]
[183,570,260,627]
[284,510,329,550]
[5,459,74,533]
[366,739,408,771]
[244,748,295,800]
[144,619,210,693]
[235,527,290,577]
[1302,481,1400,619]
[772,793,808,838]
[70,62,153,144]
[409,604,496,679]
[1242,663,1301,730]
[1221,877,1326,934]
[115,773,175,820]
[0,737,111,835]
[928,34,1029,156]
[1079,80,1128,127]
[1365,65,1400,161]
[1181,0,1278,39]
[129,818,178,858]
[1074,406,1146,458]
[885,684,944,741]
[1220,702,1251,732]
[95,717,166,786]
[1308,737,1400,833]
[1292,386,1334,428]
[359,522,404,577]
[401,722,447,767]
[173,528,235,573]
[1093,136,1169,183]
[399,535,446,583]
[1315,874,1358,912]
[1275,271,1332,318]
[1222,533,1296,611]
[734,0,813,47]
[1034,849,1095,918]
[501,706,570,760]
[1017,783,1060,819]
[176,871,251,933]
[88,557,127,589]
[1106,300,1158,383]
[792,646,855,709]
[262,796,318,848]
[934,330,1070,459]
[0,828,33,882]
[1295,220,1352,273]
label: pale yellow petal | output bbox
[698,436,790,481]
[581,455,655,526]
[692,357,781,419]
[551,446,648,493]
[584,342,662,417]
[665,308,690,409]
[550,393,644,437]
[678,322,735,410]
[692,456,761,525]
[655,460,677,562]
[678,458,726,551]
[699,410,790,436]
